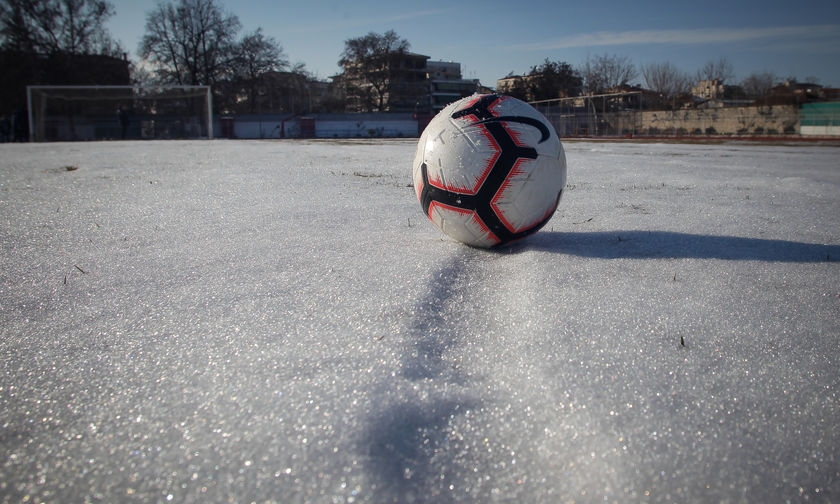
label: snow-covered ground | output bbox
[1,138,838,503]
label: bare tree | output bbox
[139,0,240,86]
[229,28,288,112]
[339,30,410,112]
[696,57,735,84]
[0,0,121,55]
[642,61,691,107]
[579,53,637,94]
[262,62,315,114]
[234,28,287,80]
[741,71,777,99]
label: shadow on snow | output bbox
[400,252,479,381]
[364,399,477,501]
[364,251,481,500]
[514,230,839,262]
[361,229,837,498]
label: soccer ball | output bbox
[413,93,567,248]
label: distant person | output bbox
[0,115,10,142]
[117,106,131,139]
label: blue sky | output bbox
[109,0,840,87]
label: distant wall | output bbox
[801,125,840,136]
[215,113,418,139]
[637,105,800,136]
[313,114,417,138]
[233,117,287,139]
[801,102,840,136]
[215,105,840,140]
[540,103,827,138]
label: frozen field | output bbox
[1,138,839,503]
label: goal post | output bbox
[529,92,643,137]
[26,85,213,142]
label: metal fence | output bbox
[530,92,642,137]
[530,94,837,138]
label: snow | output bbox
[1,138,839,503]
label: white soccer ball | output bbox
[413,93,567,248]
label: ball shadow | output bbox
[510,230,839,262]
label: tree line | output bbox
[0,0,314,115]
[505,54,783,107]
[0,0,820,117]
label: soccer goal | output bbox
[26,85,213,142]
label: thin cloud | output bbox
[514,24,840,50]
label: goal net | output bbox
[27,85,213,141]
